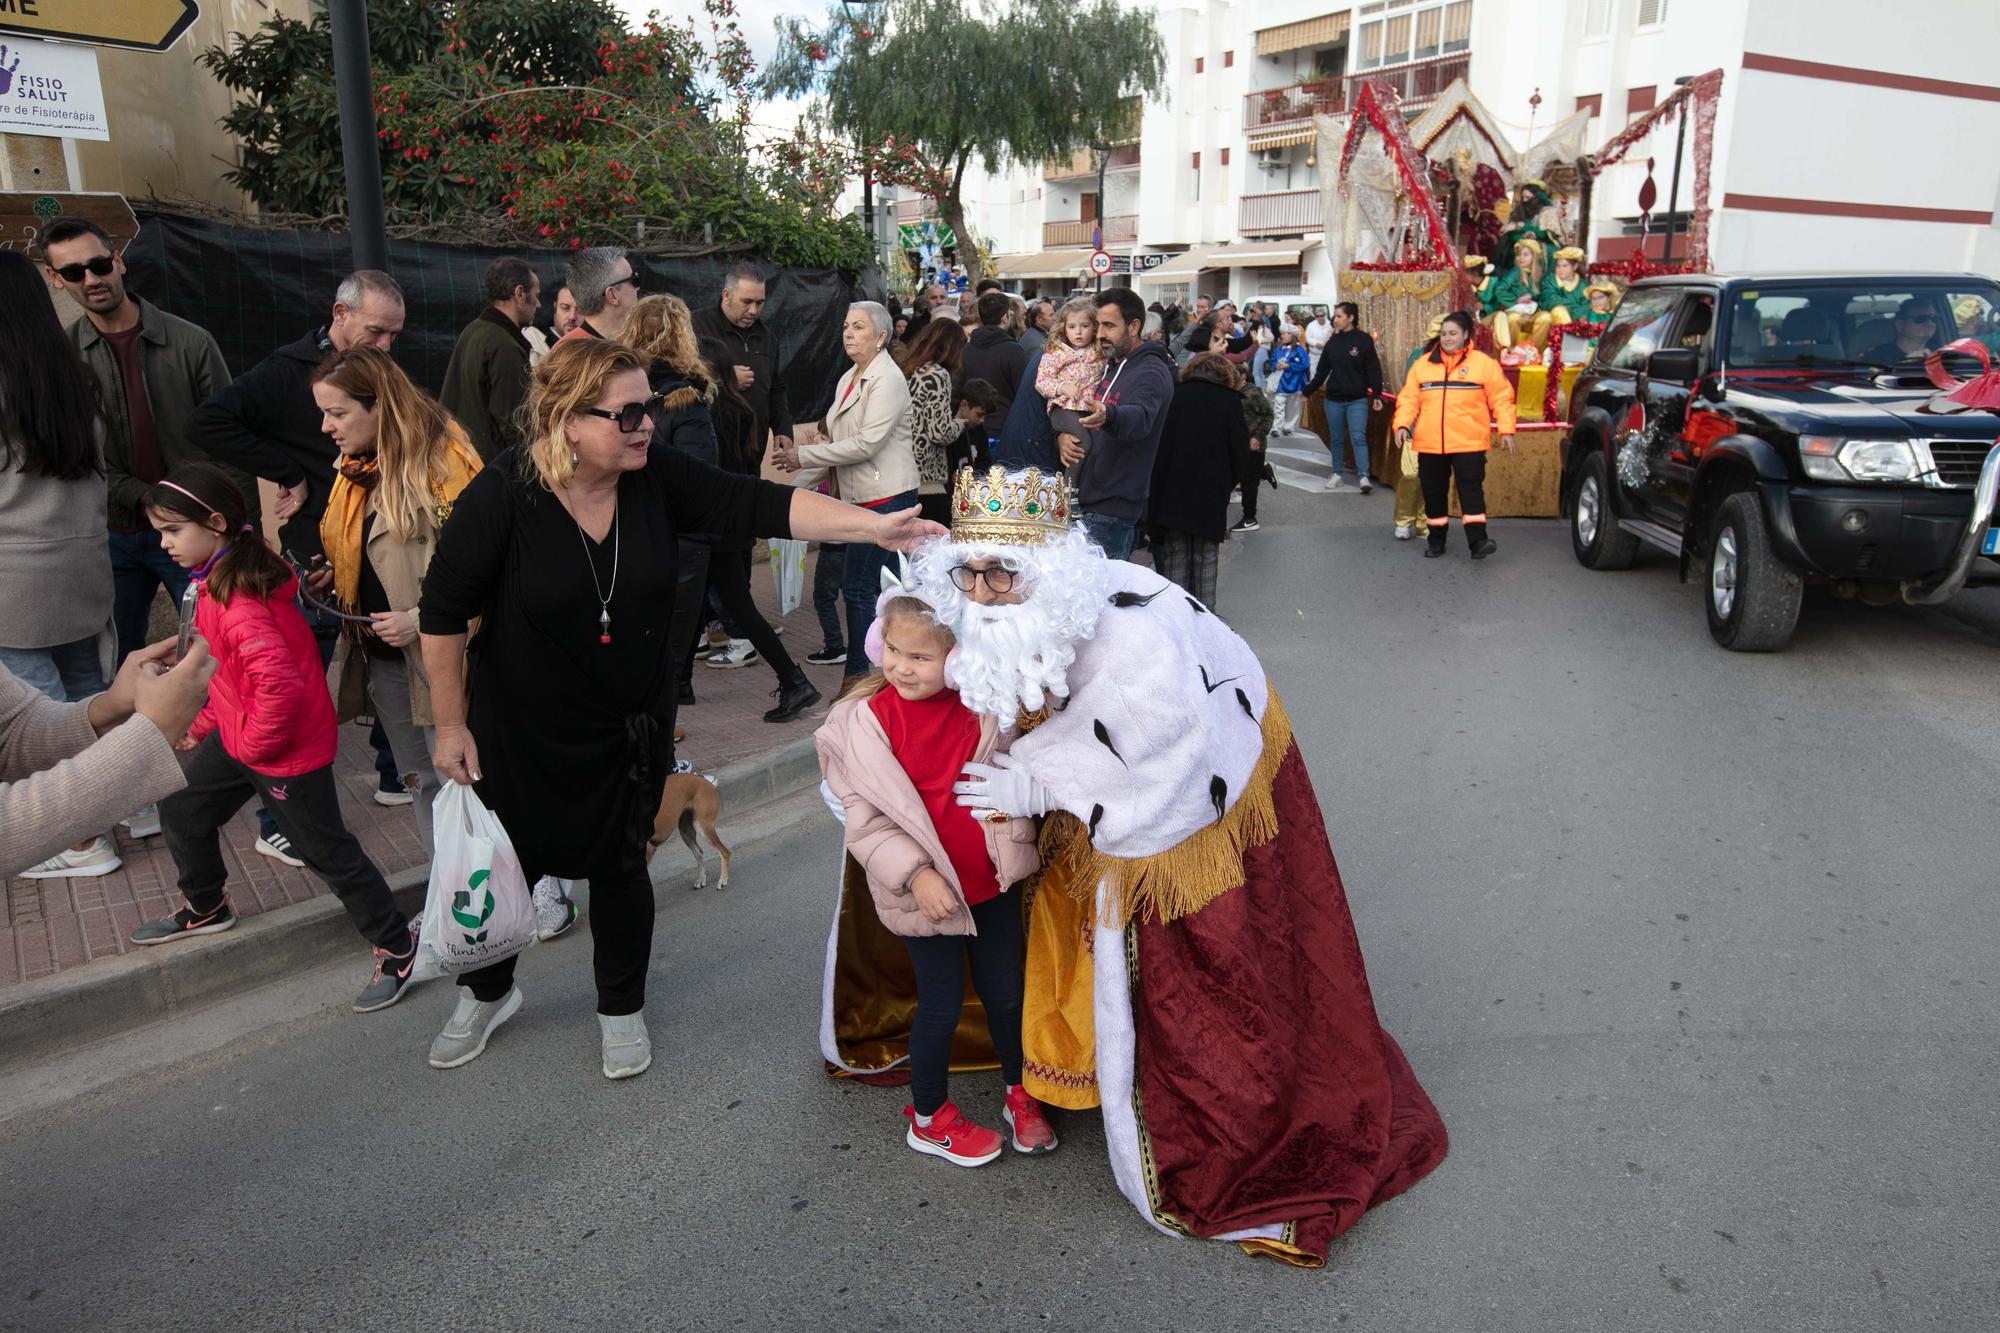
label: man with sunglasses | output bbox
[45,218,244,677]
[1861,298,1942,367]
[561,246,642,343]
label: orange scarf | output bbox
[320,426,482,608]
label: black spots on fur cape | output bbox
[1236,688,1255,723]
[1110,588,1164,608]
[1186,597,1208,615]
[1093,719,1125,766]
[1210,775,1228,821]
[1200,665,1243,695]
[1088,804,1105,839]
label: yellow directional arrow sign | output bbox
[0,0,200,54]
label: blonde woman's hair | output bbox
[619,293,707,382]
[523,339,650,492]
[310,346,463,542]
[838,597,956,703]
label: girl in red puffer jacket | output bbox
[126,462,421,1015]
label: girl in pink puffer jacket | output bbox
[816,592,1055,1168]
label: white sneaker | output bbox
[255,832,306,867]
[703,638,759,669]
[599,1011,653,1080]
[1394,524,1415,540]
[21,836,121,879]
[532,876,579,941]
[121,805,162,838]
[1322,474,1346,492]
[1358,476,1374,495]
[429,987,524,1069]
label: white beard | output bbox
[950,599,1083,723]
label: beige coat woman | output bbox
[791,336,920,505]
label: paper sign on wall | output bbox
[0,37,110,142]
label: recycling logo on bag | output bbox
[451,868,496,944]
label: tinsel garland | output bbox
[1338,78,1457,268]
[1349,259,1455,272]
[1586,69,1724,271]
[1542,321,1602,420]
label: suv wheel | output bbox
[1705,492,1802,651]
[1570,452,1640,570]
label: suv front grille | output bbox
[1919,440,1994,488]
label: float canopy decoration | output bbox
[1582,69,1725,272]
[1324,78,1460,276]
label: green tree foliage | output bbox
[199,0,871,270]
[764,0,1165,278]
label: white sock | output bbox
[913,1110,934,1127]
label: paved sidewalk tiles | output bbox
[2,545,851,995]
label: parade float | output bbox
[1307,70,1724,516]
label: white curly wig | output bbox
[909,525,1113,722]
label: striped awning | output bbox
[1211,243,1307,268]
[990,248,1094,279]
[1246,126,1318,152]
[1256,11,1352,57]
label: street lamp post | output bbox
[329,0,389,272]
[1661,74,1693,266]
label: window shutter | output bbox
[1637,0,1668,25]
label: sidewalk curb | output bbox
[0,735,824,1068]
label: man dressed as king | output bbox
[818,465,1447,1267]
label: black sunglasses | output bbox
[578,396,663,432]
[51,255,115,283]
[949,563,1018,593]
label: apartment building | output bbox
[942,0,2000,308]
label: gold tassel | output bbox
[1037,690,1294,927]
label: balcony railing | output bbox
[893,197,937,223]
[1345,51,1470,114]
[1044,215,1137,247]
[1042,143,1142,180]
[1243,78,1346,132]
[1238,190,1324,238]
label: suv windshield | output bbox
[1725,282,2000,369]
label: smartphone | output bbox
[174,580,200,659]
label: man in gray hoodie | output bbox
[1056,288,1176,560]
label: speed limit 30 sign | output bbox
[1087,249,1114,277]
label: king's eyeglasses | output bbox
[949,564,1019,593]
[577,396,663,432]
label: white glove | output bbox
[953,752,1054,821]
[819,779,847,826]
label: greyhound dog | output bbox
[645,772,731,889]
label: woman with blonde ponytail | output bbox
[309,347,482,855]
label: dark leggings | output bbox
[461,857,655,1015]
[688,548,797,682]
[902,892,1025,1117]
[1418,450,1490,546]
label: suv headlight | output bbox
[1799,436,1921,484]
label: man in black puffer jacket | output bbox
[958,290,1028,438]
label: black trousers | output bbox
[1237,442,1264,523]
[161,734,409,952]
[684,548,798,684]
[670,545,710,689]
[461,857,655,1015]
[902,891,1026,1117]
[1417,451,1490,546]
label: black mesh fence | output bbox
[122,211,856,421]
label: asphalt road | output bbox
[3,485,1997,1333]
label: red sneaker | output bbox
[903,1101,1003,1167]
[1003,1085,1059,1154]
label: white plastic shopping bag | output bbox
[411,782,539,981]
[769,537,807,617]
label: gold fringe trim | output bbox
[1037,689,1293,927]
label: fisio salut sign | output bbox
[0,38,109,141]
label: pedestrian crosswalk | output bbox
[1264,434,1337,490]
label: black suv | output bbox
[1559,274,2000,650]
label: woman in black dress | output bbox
[418,339,940,1079]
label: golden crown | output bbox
[949,465,1075,546]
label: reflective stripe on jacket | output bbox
[1390,346,1517,454]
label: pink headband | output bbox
[157,479,221,516]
